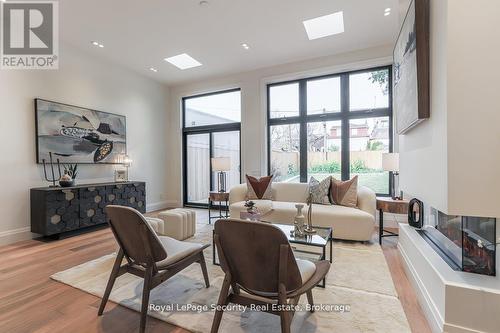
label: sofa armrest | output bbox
[357,185,376,219]
[229,183,247,205]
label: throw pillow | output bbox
[330,176,358,208]
[246,175,273,200]
[308,176,332,205]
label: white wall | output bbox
[446,0,500,217]
[398,0,448,213]
[167,45,393,205]
[0,43,170,245]
[399,0,500,218]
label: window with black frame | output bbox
[267,66,392,195]
[183,89,241,207]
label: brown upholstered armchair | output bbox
[211,219,331,333]
[98,205,210,333]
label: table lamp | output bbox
[382,153,400,199]
[211,157,230,192]
[121,154,132,181]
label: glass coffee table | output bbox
[212,222,333,288]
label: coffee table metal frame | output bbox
[212,222,333,288]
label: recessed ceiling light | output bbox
[384,8,391,16]
[384,7,391,12]
[164,53,202,70]
[199,1,209,6]
[149,67,158,73]
[241,43,250,50]
[303,11,344,40]
[91,41,104,48]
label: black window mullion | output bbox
[340,73,350,181]
[209,133,214,193]
[267,65,393,194]
[299,80,308,183]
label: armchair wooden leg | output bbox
[278,284,291,333]
[306,290,315,313]
[199,252,210,288]
[98,249,124,315]
[210,273,231,333]
[139,265,154,333]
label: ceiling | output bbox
[60,0,407,86]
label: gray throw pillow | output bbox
[308,176,332,205]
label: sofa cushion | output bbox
[272,182,309,203]
[330,176,358,207]
[246,175,273,200]
[309,176,332,205]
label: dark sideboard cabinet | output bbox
[31,181,146,237]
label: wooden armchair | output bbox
[211,219,331,333]
[98,205,210,333]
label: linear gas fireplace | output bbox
[418,207,496,276]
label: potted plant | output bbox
[244,200,258,214]
[59,163,78,187]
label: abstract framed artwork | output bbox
[393,0,430,134]
[35,99,126,164]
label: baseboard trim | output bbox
[398,242,444,333]
[146,200,180,212]
[0,227,34,246]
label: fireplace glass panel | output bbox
[422,208,496,276]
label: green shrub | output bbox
[309,161,341,173]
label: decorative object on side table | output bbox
[42,152,62,187]
[303,192,316,234]
[211,157,230,192]
[382,153,401,199]
[114,168,128,182]
[376,197,410,244]
[59,163,78,187]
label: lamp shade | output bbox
[211,157,231,171]
[382,153,399,172]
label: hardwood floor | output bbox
[0,210,431,333]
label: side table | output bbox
[208,191,229,224]
[376,197,409,244]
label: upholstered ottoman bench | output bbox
[145,217,165,235]
[157,208,196,240]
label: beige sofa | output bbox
[229,182,376,241]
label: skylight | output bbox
[303,11,344,40]
[164,53,202,70]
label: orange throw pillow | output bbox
[330,176,358,207]
[246,175,273,200]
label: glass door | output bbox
[186,133,210,205]
[182,89,241,207]
[212,131,240,192]
[184,130,240,207]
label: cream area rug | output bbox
[51,221,411,333]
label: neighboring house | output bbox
[185,107,236,127]
[309,119,389,152]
